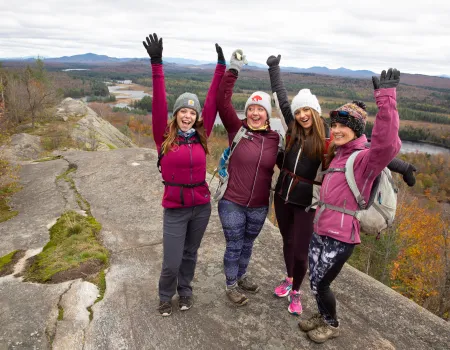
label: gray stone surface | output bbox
[1,148,449,350]
[0,158,67,256]
[0,133,43,162]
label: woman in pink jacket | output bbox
[299,68,402,343]
[143,33,226,316]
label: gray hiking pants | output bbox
[158,202,211,302]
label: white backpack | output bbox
[345,150,398,235]
[309,150,398,237]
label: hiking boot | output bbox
[307,321,340,343]
[298,313,323,332]
[274,277,292,297]
[158,301,172,317]
[288,290,303,315]
[237,276,260,294]
[226,284,249,306]
[178,296,193,311]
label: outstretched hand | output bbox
[229,49,247,73]
[372,68,400,90]
[266,54,281,67]
[216,43,225,64]
[143,33,163,64]
[403,164,417,187]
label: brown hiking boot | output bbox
[298,313,323,332]
[307,321,340,343]
[237,276,260,294]
[226,284,249,306]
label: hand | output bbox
[143,33,163,64]
[372,68,400,90]
[229,49,247,73]
[266,54,281,67]
[402,164,417,187]
[216,43,225,64]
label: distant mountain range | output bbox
[0,53,447,79]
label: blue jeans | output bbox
[218,199,268,286]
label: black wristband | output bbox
[229,68,239,77]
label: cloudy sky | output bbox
[1,0,449,76]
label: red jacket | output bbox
[217,70,280,207]
[152,63,226,208]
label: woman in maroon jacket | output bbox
[143,33,226,316]
[216,49,282,306]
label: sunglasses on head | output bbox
[330,110,350,118]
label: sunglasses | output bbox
[330,110,350,118]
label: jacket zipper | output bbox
[189,143,194,205]
[285,145,302,202]
[247,136,264,207]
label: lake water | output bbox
[214,114,450,155]
[108,86,151,100]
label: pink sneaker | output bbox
[288,290,303,315]
[274,277,292,297]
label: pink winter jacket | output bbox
[151,63,226,208]
[314,88,402,244]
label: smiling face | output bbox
[246,104,268,129]
[331,121,356,146]
[176,107,197,132]
[294,107,314,130]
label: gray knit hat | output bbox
[173,92,201,118]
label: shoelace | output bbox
[280,279,291,288]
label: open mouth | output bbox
[181,120,192,126]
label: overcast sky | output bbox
[1,0,449,76]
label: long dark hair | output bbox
[286,108,325,160]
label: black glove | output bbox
[143,33,163,64]
[216,43,225,65]
[403,164,417,187]
[372,68,400,90]
[266,54,281,67]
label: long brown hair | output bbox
[324,141,336,169]
[286,108,325,160]
[161,116,209,155]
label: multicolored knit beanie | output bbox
[329,101,368,137]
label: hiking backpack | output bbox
[210,126,284,201]
[345,150,398,235]
[310,150,398,237]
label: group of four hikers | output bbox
[142,32,416,344]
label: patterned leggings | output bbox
[309,232,355,326]
[218,199,268,286]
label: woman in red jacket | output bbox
[216,49,282,306]
[143,33,225,316]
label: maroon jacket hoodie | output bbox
[217,70,280,207]
[152,63,226,208]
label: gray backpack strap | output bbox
[344,150,367,209]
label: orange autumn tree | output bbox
[391,197,448,312]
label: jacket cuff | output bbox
[374,87,396,100]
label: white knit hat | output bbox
[244,91,272,118]
[291,89,321,115]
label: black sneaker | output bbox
[178,296,193,311]
[158,301,172,316]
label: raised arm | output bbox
[387,157,417,186]
[216,49,247,138]
[267,55,295,126]
[361,68,402,177]
[202,44,226,137]
[143,33,167,150]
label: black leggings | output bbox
[308,232,355,326]
[274,195,315,291]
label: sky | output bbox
[1,0,449,76]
